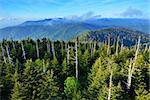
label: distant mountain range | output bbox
[0,18,149,40]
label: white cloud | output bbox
[121,7,143,17]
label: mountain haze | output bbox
[0,18,149,40]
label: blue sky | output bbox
[0,0,149,27]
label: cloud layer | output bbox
[121,7,143,17]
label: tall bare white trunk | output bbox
[108,64,113,100]
[67,44,70,63]
[107,35,110,54]
[120,39,124,53]
[1,43,6,63]
[127,36,140,90]
[21,42,26,60]
[36,40,39,58]
[12,41,16,51]
[51,42,55,58]
[47,41,50,54]
[6,45,12,64]
[115,36,119,56]
[127,58,133,90]
[75,41,78,79]
[113,37,116,46]
[93,41,96,53]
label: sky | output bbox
[0,0,149,28]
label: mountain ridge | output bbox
[0,18,149,40]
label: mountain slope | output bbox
[0,18,149,40]
[77,28,149,46]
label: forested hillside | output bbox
[78,28,149,46]
[0,18,149,40]
[0,37,149,100]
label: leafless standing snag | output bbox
[115,36,119,56]
[120,39,124,53]
[47,40,50,54]
[75,40,78,79]
[67,38,79,79]
[1,43,6,64]
[36,40,39,58]
[67,44,70,63]
[21,41,26,60]
[51,41,55,58]
[107,35,110,55]
[127,36,140,90]
[5,45,12,64]
[108,60,113,100]
[12,41,16,52]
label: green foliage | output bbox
[64,76,80,98]
[0,39,149,99]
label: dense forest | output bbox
[0,37,149,100]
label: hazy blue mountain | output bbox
[0,18,149,40]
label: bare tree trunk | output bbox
[47,41,50,54]
[127,58,133,90]
[127,36,140,90]
[134,36,140,62]
[5,45,12,64]
[120,39,124,53]
[1,43,6,64]
[51,42,55,58]
[115,36,119,56]
[113,37,116,46]
[12,41,16,52]
[108,66,113,100]
[36,40,39,58]
[107,35,110,54]
[67,44,70,63]
[75,40,78,79]
[21,41,26,60]
[93,41,96,53]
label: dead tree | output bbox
[75,40,78,79]
[51,42,55,58]
[113,37,116,46]
[5,45,12,64]
[108,61,113,100]
[90,41,93,58]
[127,58,133,90]
[115,36,119,56]
[21,41,26,60]
[12,41,16,52]
[107,35,110,55]
[67,39,79,79]
[67,44,70,63]
[120,39,124,53]
[93,41,96,53]
[1,43,6,64]
[36,40,39,58]
[47,41,50,54]
[127,36,140,90]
